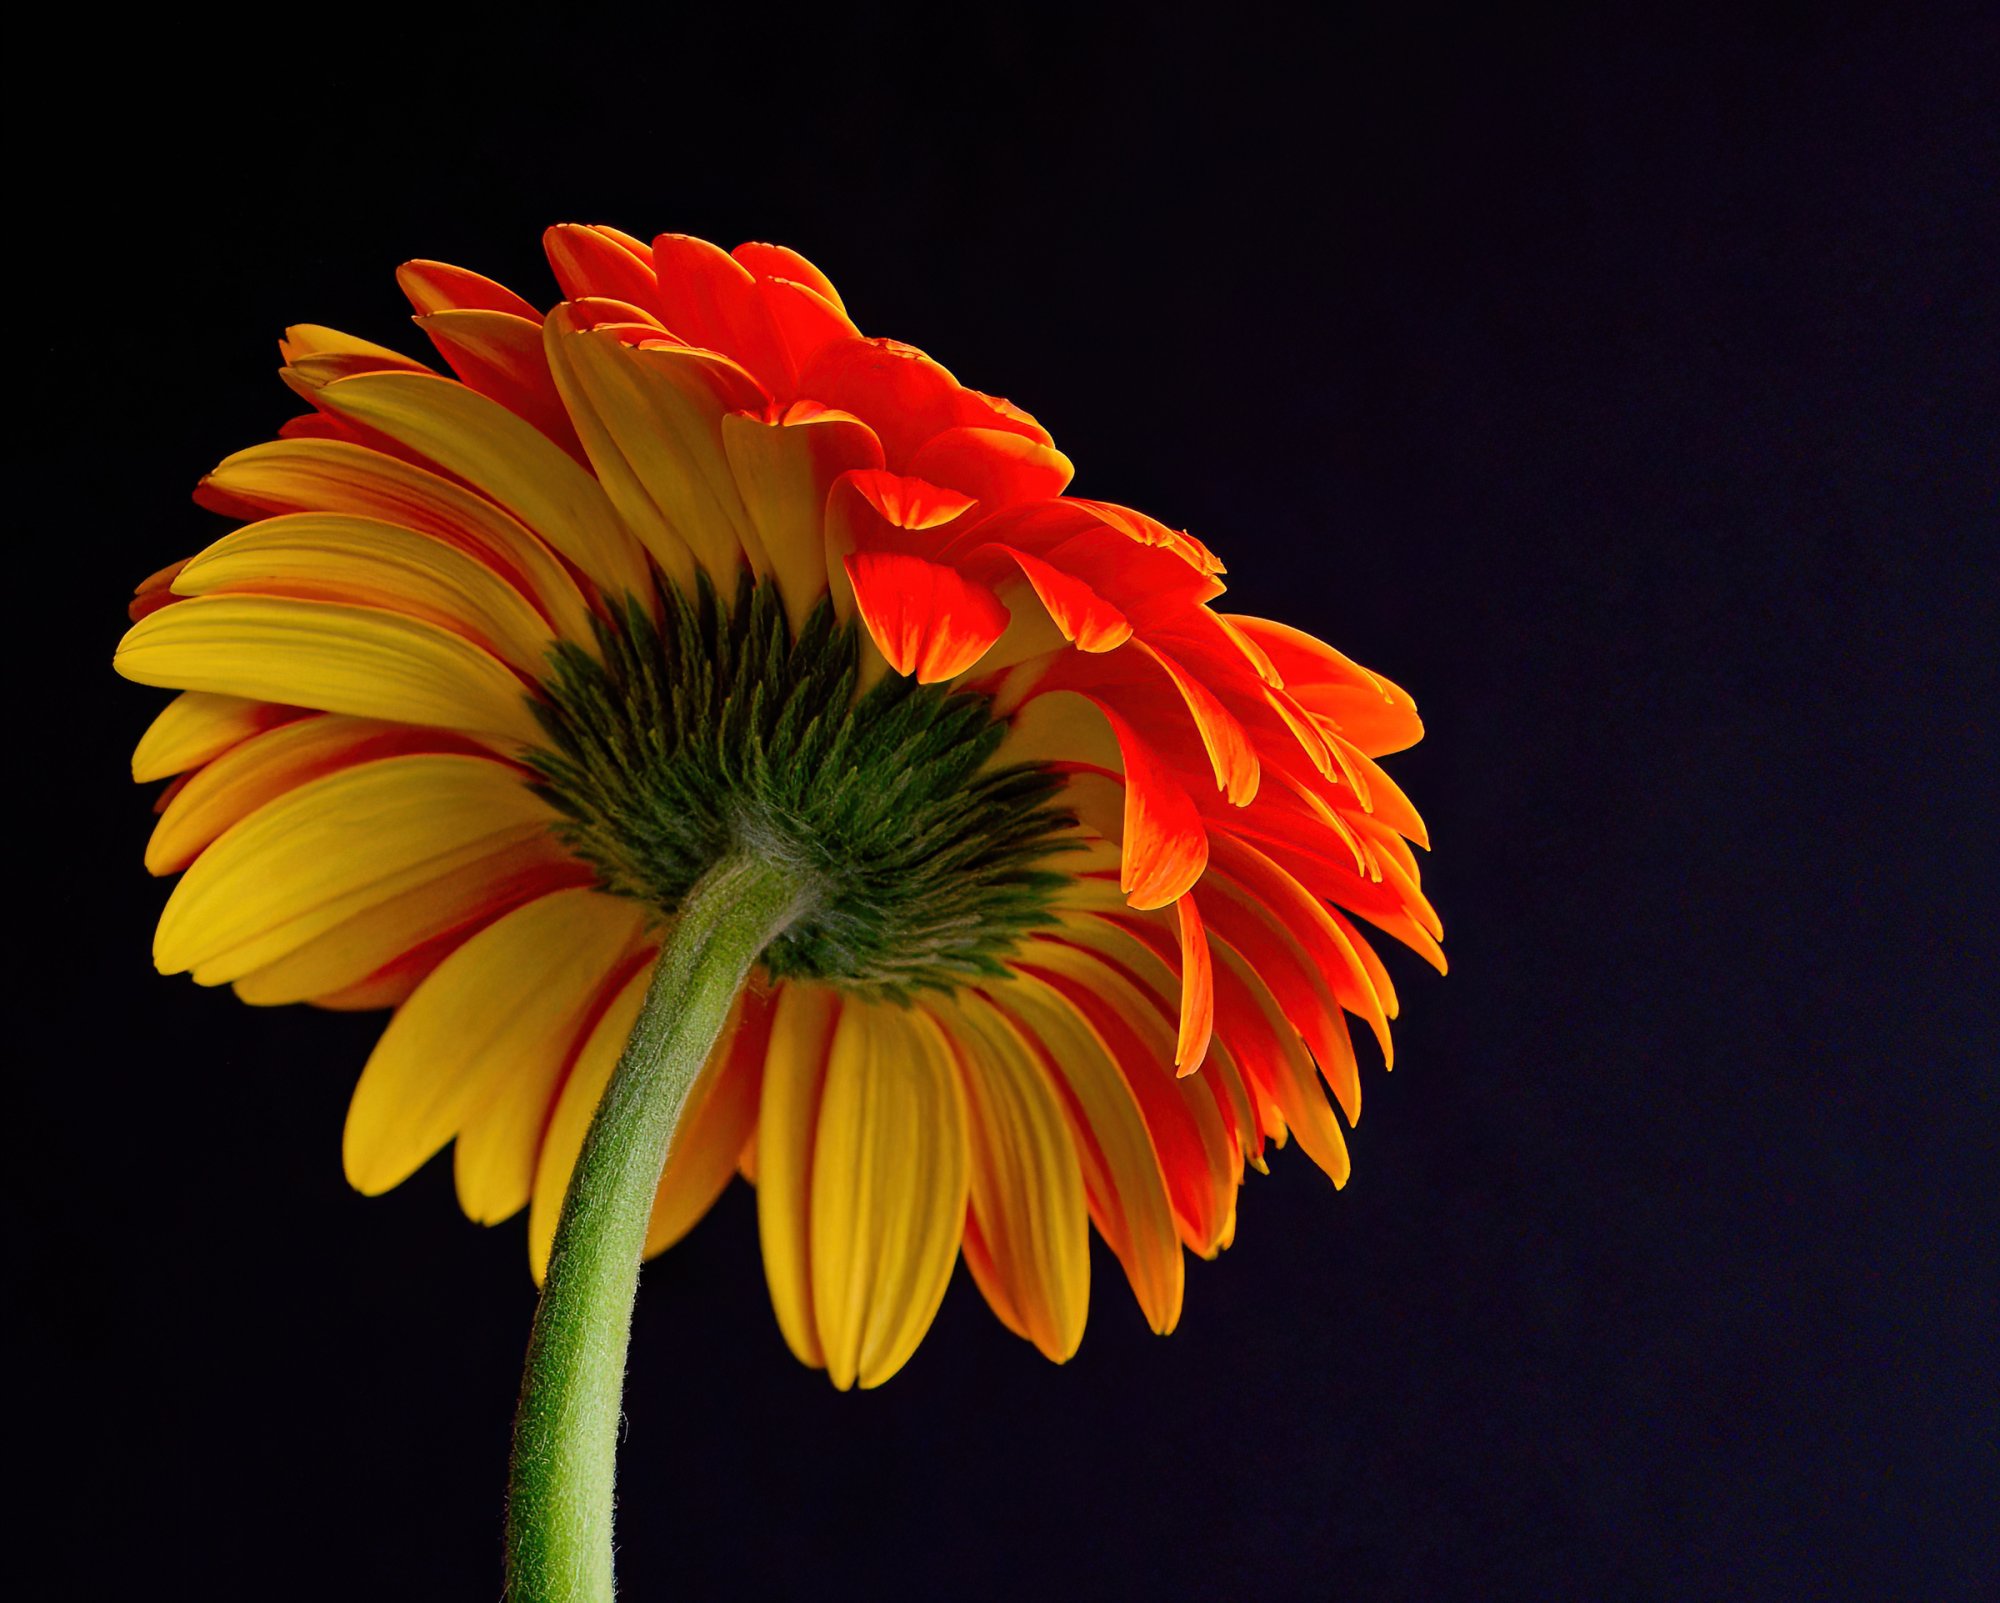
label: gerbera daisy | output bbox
[116,226,1442,1599]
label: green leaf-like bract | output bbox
[527,574,1077,1001]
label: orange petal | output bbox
[1173,893,1214,1073]
[558,295,669,337]
[731,241,847,313]
[196,438,595,646]
[1093,702,1209,909]
[797,337,969,467]
[1132,641,1260,806]
[906,426,1074,506]
[987,976,1183,1335]
[414,309,584,461]
[1209,942,1350,1186]
[1198,874,1362,1123]
[396,259,542,320]
[980,544,1132,652]
[544,224,659,307]
[843,549,1011,683]
[756,276,858,378]
[1141,608,1334,780]
[650,232,795,391]
[1226,813,1443,971]
[822,468,978,623]
[1015,950,1234,1259]
[1333,737,1430,847]
[962,389,1054,446]
[276,413,347,445]
[836,467,978,534]
[1040,917,1249,1174]
[1212,835,1392,1063]
[1072,498,1225,578]
[1226,614,1424,758]
[1049,524,1224,624]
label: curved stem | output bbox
[505,853,811,1603]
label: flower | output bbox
[117,225,1443,1390]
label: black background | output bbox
[17,5,1996,1598]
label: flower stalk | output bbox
[506,851,813,1603]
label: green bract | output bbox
[528,575,1077,1000]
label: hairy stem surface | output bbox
[506,852,811,1602]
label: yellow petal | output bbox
[116,594,545,746]
[998,686,1125,774]
[450,890,648,1224]
[755,983,843,1371]
[644,986,774,1257]
[229,835,585,1006]
[154,752,556,982]
[132,691,288,782]
[809,1000,969,1389]
[280,323,429,372]
[1056,914,1246,1162]
[344,886,641,1202]
[1017,937,1237,1258]
[527,976,772,1282]
[528,962,652,1279]
[987,975,1184,1335]
[721,407,883,634]
[414,308,581,455]
[540,309,698,595]
[312,370,652,601]
[147,715,443,876]
[937,992,1090,1362]
[171,515,560,678]
[201,438,595,646]
[547,324,763,586]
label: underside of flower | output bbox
[116,224,1445,1394]
[530,573,1075,999]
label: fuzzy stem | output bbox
[505,852,811,1602]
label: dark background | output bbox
[16,5,1996,1598]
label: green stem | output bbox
[505,852,811,1603]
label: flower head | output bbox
[118,226,1443,1388]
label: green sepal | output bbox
[528,573,1077,1002]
